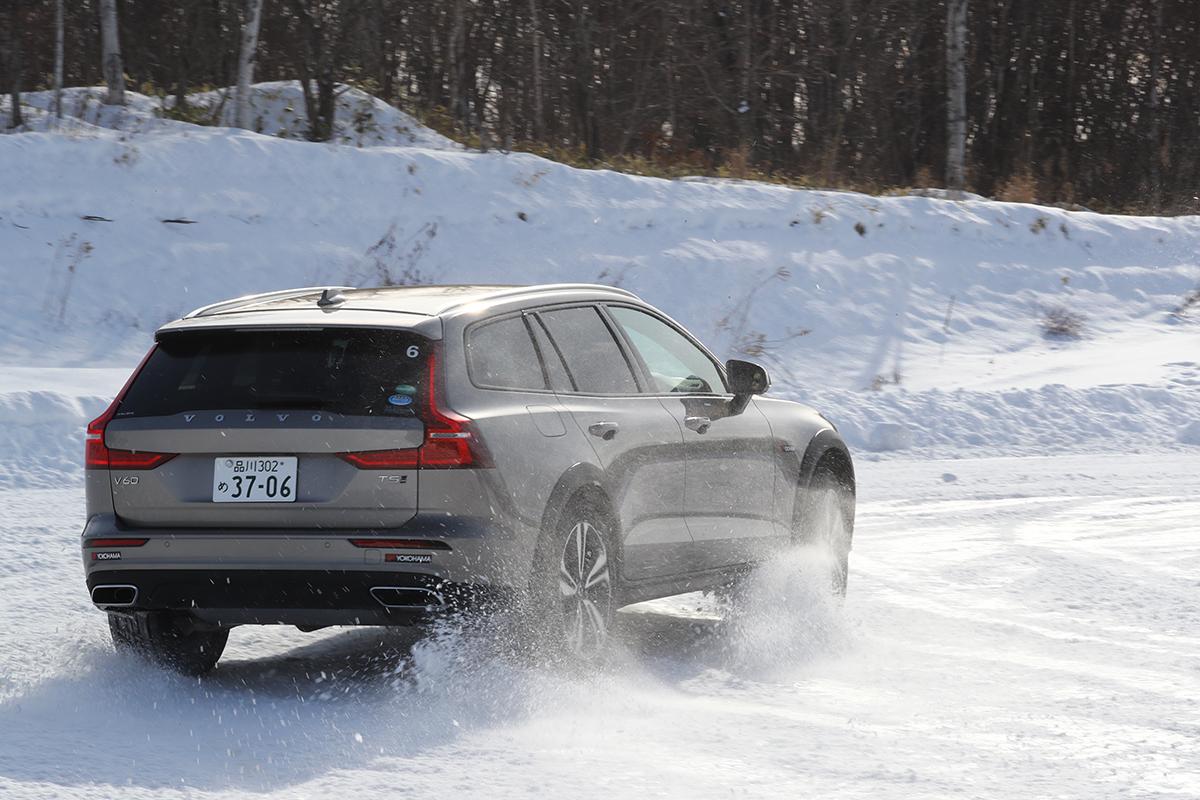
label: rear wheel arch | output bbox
[534,464,621,587]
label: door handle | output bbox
[685,416,711,434]
[588,421,620,440]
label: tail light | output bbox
[337,348,489,470]
[85,346,177,470]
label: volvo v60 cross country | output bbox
[84,284,855,673]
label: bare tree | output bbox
[945,0,967,194]
[98,0,124,105]
[448,0,468,132]
[2,0,23,129]
[235,0,265,129]
[1147,0,1163,209]
[9,0,1200,211]
[53,0,63,119]
[528,0,543,139]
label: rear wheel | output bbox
[528,493,617,664]
[108,611,229,676]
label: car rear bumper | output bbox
[81,510,537,626]
[82,511,540,588]
[87,568,506,627]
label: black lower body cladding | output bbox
[88,569,504,626]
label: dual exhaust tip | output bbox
[370,586,446,609]
[91,585,138,607]
[91,584,444,610]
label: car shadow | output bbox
[0,608,734,795]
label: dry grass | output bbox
[1040,305,1086,339]
[395,104,1194,215]
[995,169,1039,203]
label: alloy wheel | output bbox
[557,520,613,659]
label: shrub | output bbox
[1173,286,1200,317]
[1040,305,1086,339]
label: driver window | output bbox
[608,306,726,394]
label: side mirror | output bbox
[726,359,770,396]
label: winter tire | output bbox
[529,493,617,664]
[108,611,229,676]
[794,468,855,595]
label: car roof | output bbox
[157,283,643,338]
[184,284,639,318]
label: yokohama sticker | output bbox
[385,553,433,564]
[91,551,122,561]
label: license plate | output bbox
[212,457,297,503]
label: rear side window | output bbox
[465,315,547,390]
[528,316,574,392]
[537,307,639,394]
[118,328,428,418]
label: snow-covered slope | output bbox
[1,83,1198,482]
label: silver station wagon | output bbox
[83,284,855,673]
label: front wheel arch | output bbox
[797,429,856,534]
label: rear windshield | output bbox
[117,328,429,418]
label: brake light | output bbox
[84,538,148,547]
[337,348,489,470]
[338,449,420,469]
[85,346,178,470]
[348,539,452,549]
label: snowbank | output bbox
[802,383,1200,458]
[2,83,459,149]
[0,391,105,489]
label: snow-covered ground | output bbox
[1,454,1196,799]
[1,85,1198,798]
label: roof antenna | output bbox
[317,288,347,308]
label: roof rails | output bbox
[438,283,639,314]
[184,286,357,318]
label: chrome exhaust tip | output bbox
[91,585,138,607]
[370,586,446,609]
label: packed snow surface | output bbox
[0,86,1198,798]
[1,454,1197,799]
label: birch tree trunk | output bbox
[1147,0,1163,210]
[737,0,754,155]
[235,0,265,130]
[528,0,543,140]
[449,0,467,133]
[53,0,63,119]
[98,0,124,106]
[3,1,22,129]
[945,0,968,194]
